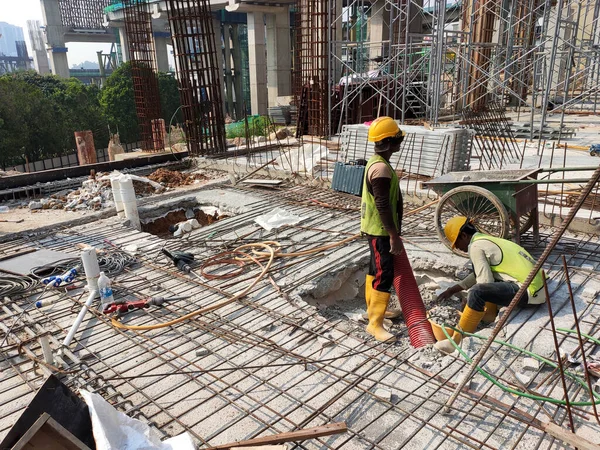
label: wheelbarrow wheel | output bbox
[435,185,511,257]
[510,212,535,237]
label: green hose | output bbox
[440,325,600,406]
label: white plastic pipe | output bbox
[110,177,125,217]
[39,335,55,365]
[178,221,192,233]
[62,290,97,348]
[81,248,100,292]
[119,175,141,231]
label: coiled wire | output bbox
[0,275,39,297]
[28,250,137,280]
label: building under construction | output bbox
[1,0,600,448]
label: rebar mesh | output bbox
[166,0,226,156]
[295,0,335,137]
[58,0,112,30]
[123,0,164,151]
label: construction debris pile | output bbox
[28,179,115,212]
[26,173,164,212]
[147,168,206,188]
[0,169,21,178]
[428,305,461,328]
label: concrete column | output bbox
[40,0,69,78]
[247,12,268,115]
[118,27,130,63]
[33,49,51,74]
[154,35,170,72]
[266,9,292,106]
[369,0,390,62]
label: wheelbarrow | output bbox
[422,166,596,256]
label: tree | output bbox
[99,63,182,145]
[99,62,140,144]
[5,71,108,154]
[0,77,62,168]
[158,72,183,127]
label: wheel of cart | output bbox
[432,186,511,256]
[422,169,542,257]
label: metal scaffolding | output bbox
[166,0,227,156]
[123,0,164,152]
[320,0,600,136]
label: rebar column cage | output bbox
[166,0,227,156]
[123,0,164,151]
[58,0,112,30]
[295,0,336,137]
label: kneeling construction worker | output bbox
[434,216,546,354]
[361,117,434,346]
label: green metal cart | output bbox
[422,167,596,256]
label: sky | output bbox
[1,0,114,67]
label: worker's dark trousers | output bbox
[467,281,529,312]
[367,236,395,293]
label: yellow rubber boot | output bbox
[482,302,498,323]
[434,305,485,354]
[361,275,402,320]
[366,290,396,342]
[365,275,374,310]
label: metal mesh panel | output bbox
[123,0,164,151]
[166,0,226,156]
[58,0,112,30]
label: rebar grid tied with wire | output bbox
[166,0,227,156]
[1,182,600,448]
[123,0,164,152]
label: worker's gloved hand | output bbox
[390,234,404,255]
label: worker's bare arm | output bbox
[436,284,464,301]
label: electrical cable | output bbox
[440,325,600,406]
[28,250,136,280]
[112,236,361,330]
[0,275,39,297]
[112,243,276,330]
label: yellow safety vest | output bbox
[360,155,400,236]
[471,233,545,301]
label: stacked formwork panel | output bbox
[166,0,226,156]
[123,0,164,151]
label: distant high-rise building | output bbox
[0,22,33,74]
[0,22,25,57]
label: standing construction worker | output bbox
[361,117,434,347]
[434,216,546,354]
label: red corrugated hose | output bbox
[393,251,436,348]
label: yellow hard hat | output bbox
[444,216,469,247]
[368,116,405,142]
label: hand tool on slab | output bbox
[162,248,194,273]
[103,295,190,315]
